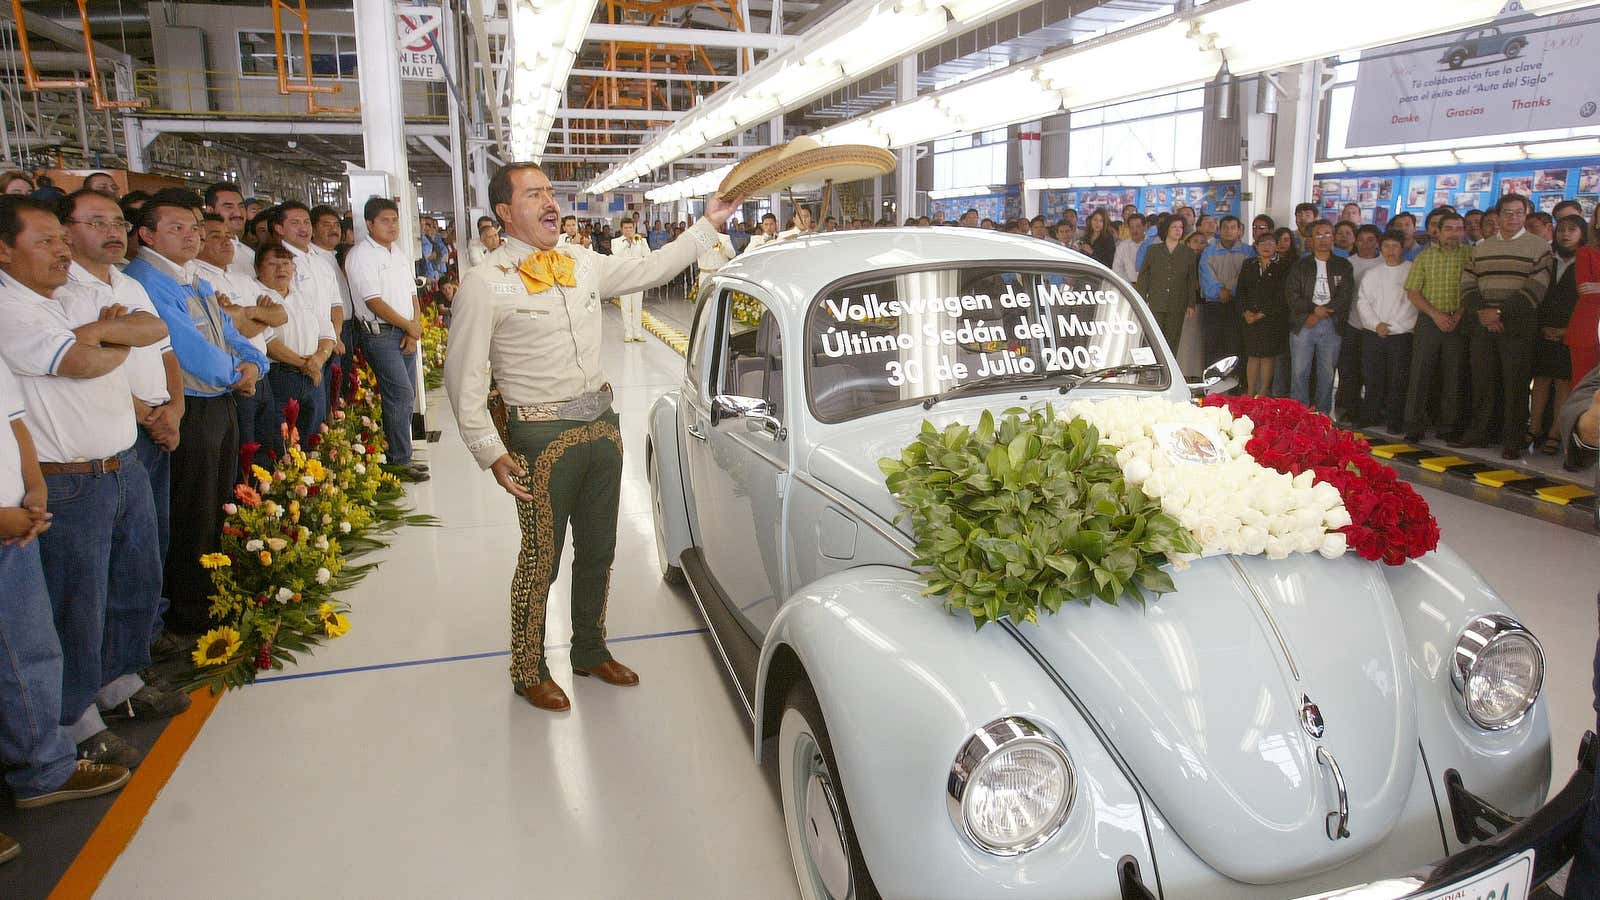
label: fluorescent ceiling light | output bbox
[937,68,1064,131]
[1395,151,1457,167]
[1455,145,1526,163]
[928,185,998,199]
[1201,0,1504,75]
[1175,169,1209,183]
[1206,166,1243,181]
[1526,137,1600,157]
[1313,160,1348,174]
[1255,166,1276,177]
[508,0,598,160]
[1144,172,1180,185]
[1038,21,1218,109]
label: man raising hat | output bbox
[444,162,743,711]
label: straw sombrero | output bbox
[717,137,896,200]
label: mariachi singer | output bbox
[444,161,744,712]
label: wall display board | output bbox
[1346,4,1600,148]
[1040,182,1241,221]
[1339,155,1600,223]
[930,186,1021,223]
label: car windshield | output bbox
[806,264,1168,422]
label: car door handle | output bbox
[688,423,708,442]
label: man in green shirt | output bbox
[1401,210,1470,441]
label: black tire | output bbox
[1447,51,1467,69]
[779,679,881,900]
[663,561,687,586]
[1505,39,1525,59]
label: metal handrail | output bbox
[7,0,146,110]
[127,67,446,121]
[269,0,358,115]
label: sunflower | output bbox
[251,464,273,484]
[303,459,327,483]
[193,626,242,667]
[317,603,351,638]
[199,553,232,569]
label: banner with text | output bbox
[1346,4,1600,148]
[397,6,444,81]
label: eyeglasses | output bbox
[66,218,130,232]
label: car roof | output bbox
[713,227,1115,314]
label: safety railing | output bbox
[128,68,448,121]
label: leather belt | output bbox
[40,456,122,476]
[509,383,613,423]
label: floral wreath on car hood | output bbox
[881,395,1438,627]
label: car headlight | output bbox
[1451,614,1544,730]
[947,717,1074,855]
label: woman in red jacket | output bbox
[1571,241,1600,383]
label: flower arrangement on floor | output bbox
[881,396,1438,626]
[188,361,436,692]
[422,316,448,391]
[1201,395,1439,565]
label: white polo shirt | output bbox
[311,244,355,319]
[344,236,416,322]
[0,363,26,506]
[284,242,342,330]
[0,274,136,463]
[228,238,255,281]
[193,258,271,362]
[66,262,172,408]
[270,280,336,358]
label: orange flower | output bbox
[234,484,262,507]
[258,550,273,566]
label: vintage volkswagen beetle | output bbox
[645,228,1586,899]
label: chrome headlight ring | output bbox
[1451,614,1545,731]
[947,716,1076,856]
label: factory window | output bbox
[239,31,358,79]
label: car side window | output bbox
[718,288,785,421]
[687,285,717,391]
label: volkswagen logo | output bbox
[1300,694,1326,739]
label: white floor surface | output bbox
[97,305,1599,899]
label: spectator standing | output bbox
[1078,209,1117,268]
[1402,211,1471,442]
[1198,215,1251,370]
[1464,209,1484,244]
[468,217,501,270]
[1135,216,1198,355]
[273,202,341,439]
[1340,202,1362,225]
[0,197,186,766]
[62,191,186,651]
[0,359,133,829]
[203,183,256,281]
[1571,233,1600,383]
[1275,227,1299,263]
[1391,212,1424,261]
[344,198,427,483]
[557,215,583,248]
[1355,232,1416,431]
[124,196,268,635]
[1293,202,1319,251]
[1527,211,1554,244]
[959,208,980,227]
[1285,220,1355,414]
[194,213,284,469]
[745,213,779,252]
[311,204,356,389]
[1340,224,1385,422]
[1456,194,1553,459]
[1238,231,1290,396]
[1332,221,1357,258]
[262,242,334,445]
[1251,214,1275,245]
[418,217,446,286]
[1528,215,1584,454]
[1029,216,1055,242]
[647,220,668,250]
[612,218,651,342]
[1113,213,1146,283]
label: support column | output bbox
[1241,73,1277,229]
[896,56,917,221]
[114,62,144,172]
[442,5,468,243]
[1019,120,1041,220]
[767,113,783,223]
[1268,61,1321,227]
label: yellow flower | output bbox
[251,464,272,484]
[317,603,351,638]
[200,553,231,569]
[258,550,273,566]
[289,500,301,523]
[193,626,242,667]
[303,459,327,482]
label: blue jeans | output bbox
[235,370,282,471]
[267,366,323,449]
[35,449,162,725]
[133,427,171,642]
[1292,318,1343,414]
[362,326,417,465]
[0,541,78,798]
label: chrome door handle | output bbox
[1317,745,1350,840]
[688,423,708,442]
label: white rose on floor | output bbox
[315,567,331,585]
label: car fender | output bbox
[1382,542,1552,853]
[647,389,693,569]
[755,565,1159,900]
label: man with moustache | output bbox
[272,202,342,439]
[310,204,356,400]
[124,196,268,635]
[194,213,286,467]
[444,163,743,712]
[204,183,255,280]
[61,189,188,659]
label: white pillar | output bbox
[114,62,144,172]
[1268,61,1321,227]
[1241,74,1277,228]
[1019,120,1041,220]
[442,5,469,244]
[767,113,784,223]
[896,56,916,221]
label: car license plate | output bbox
[1410,849,1534,900]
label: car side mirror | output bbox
[1188,355,1239,398]
[710,394,787,440]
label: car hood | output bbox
[809,413,1420,884]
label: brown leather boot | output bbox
[573,659,639,686]
[519,680,571,711]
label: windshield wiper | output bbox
[1056,363,1166,398]
[921,371,1061,410]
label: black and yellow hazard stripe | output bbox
[1365,436,1597,523]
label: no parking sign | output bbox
[397,6,444,81]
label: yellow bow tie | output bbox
[516,250,577,294]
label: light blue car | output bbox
[646,228,1587,900]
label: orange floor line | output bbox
[48,687,222,900]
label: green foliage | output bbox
[879,406,1200,628]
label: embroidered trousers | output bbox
[503,412,623,687]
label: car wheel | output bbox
[1505,39,1526,58]
[645,440,687,586]
[1447,51,1466,68]
[779,680,880,900]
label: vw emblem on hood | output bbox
[1300,694,1325,739]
